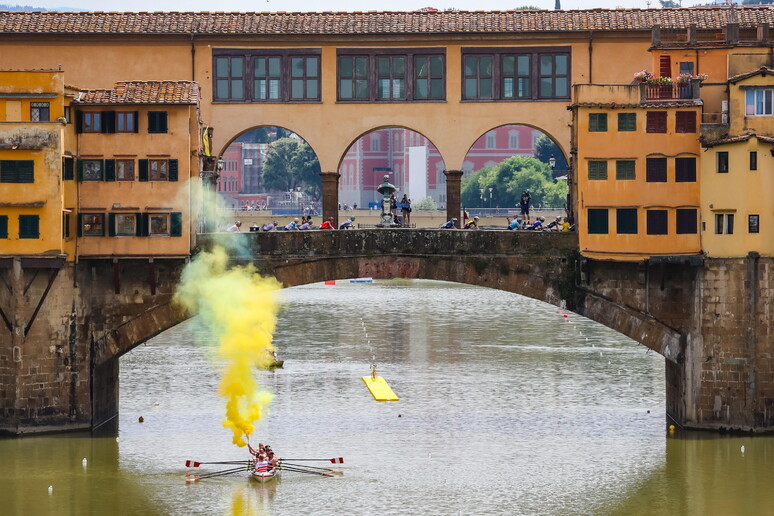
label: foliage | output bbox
[659,0,680,7]
[460,155,568,210]
[514,5,542,8]
[534,134,568,173]
[633,70,654,83]
[412,196,438,211]
[261,138,322,200]
[742,0,774,4]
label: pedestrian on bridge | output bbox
[226,221,242,232]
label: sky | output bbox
[23,0,710,15]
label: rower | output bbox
[254,453,269,473]
[266,450,279,471]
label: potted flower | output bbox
[633,70,653,83]
[694,73,708,82]
[676,73,693,84]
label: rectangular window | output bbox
[62,157,74,180]
[18,214,39,239]
[587,208,609,234]
[646,157,667,182]
[676,209,698,234]
[717,152,729,173]
[83,112,102,133]
[715,213,734,234]
[675,111,697,133]
[464,54,493,99]
[646,210,668,235]
[0,160,34,183]
[589,113,608,132]
[750,151,757,171]
[115,214,137,236]
[214,49,322,103]
[501,54,530,98]
[618,113,636,131]
[82,160,103,181]
[588,161,608,180]
[745,89,774,116]
[290,56,320,100]
[0,215,8,239]
[253,56,282,100]
[749,214,759,234]
[462,47,570,101]
[149,214,170,236]
[63,212,70,238]
[149,159,168,181]
[646,112,667,133]
[116,112,136,133]
[116,160,135,181]
[675,157,696,182]
[338,56,368,100]
[414,55,445,100]
[214,55,245,101]
[81,213,105,236]
[30,102,50,122]
[377,56,407,100]
[616,160,635,180]
[679,61,695,75]
[616,208,638,234]
[148,112,168,134]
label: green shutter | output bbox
[138,160,149,182]
[133,111,139,133]
[102,111,116,133]
[588,161,608,180]
[75,111,83,133]
[170,212,182,236]
[63,158,74,180]
[17,161,34,183]
[108,213,116,236]
[168,159,178,182]
[77,213,83,236]
[104,159,116,181]
[135,213,143,236]
[160,112,168,133]
[77,159,84,181]
[18,215,39,239]
[0,215,8,239]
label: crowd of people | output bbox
[248,442,278,473]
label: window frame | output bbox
[114,213,138,236]
[675,111,697,133]
[589,113,608,132]
[116,159,135,181]
[748,214,760,234]
[717,152,729,173]
[147,111,168,134]
[715,213,734,234]
[588,160,608,180]
[337,48,447,103]
[18,214,39,239]
[750,151,758,171]
[675,157,697,182]
[80,213,105,237]
[676,208,698,234]
[0,160,34,183]
[616,208,638,234]
[615,160,636,180]
[30,102,50,122]
[646,157,667,182]
[461,46,571,102]
[0,215,7,239]
[82,112,102,133]
[587,208,609,234]
[745,88,774,116]
[116,111,137,133]
[213,49,322,104]
[646,210,668,235]
[646,111,667,133]
[149,159,169,181]
[617,112,636,132]
[148,213,171,237]
[81,159,104,181]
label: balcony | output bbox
[642,82,696,102]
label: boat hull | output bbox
[250,469,280,483]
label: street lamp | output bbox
[548,154,556,171]
[296,185,302,214]
[488,187,493,210]
[480,188,484,209]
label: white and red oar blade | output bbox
[185,460,201,468]
[184,475,200,483]
[330,457,344,464]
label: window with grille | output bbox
[646,157,667,182]
[676,209,697,234]
[616,209,637,234]
[646,112,667,133]
[617,113,636,132]
[616,160,635,180]
[588,161,608,180]
[646,210,668,235]
[589,113,608,132]
[30,102,50,122]
[675,157,696,182]
[18,215,39,239]
[587,209,609,234]
[0,160,34,183]
[676,111,696,133]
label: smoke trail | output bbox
[174,245,280,447]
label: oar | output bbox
[185,460,253,468]
[185,465,248,482]
[278,465,335,477]
[281,462,337,472]
[280,457,344,464]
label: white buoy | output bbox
[741,445,745,455]
[48,486,53,495]
[82,458,88,467]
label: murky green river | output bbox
[1,280,772,515]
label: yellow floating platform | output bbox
[361,376,399,402]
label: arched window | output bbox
[485,131,496,149]
[508,129,519,149]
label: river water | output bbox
[1,280,772,515]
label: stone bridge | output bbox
[1,230,771,434]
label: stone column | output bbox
[321,172,340,227]
[444,169,463,228]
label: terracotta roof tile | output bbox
[701,133,774,147]
[1,8,773,35]
[75,80,200,105]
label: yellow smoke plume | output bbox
[174,245,280,447]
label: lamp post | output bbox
[296,185,302,215]
[488,187,493,210]
[548,154,556,172]
[480,188,484,209]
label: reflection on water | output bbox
[1,280,772,515]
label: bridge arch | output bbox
[463,123,569,173]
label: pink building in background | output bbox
[339,125,541,208]
[217,142,243,208]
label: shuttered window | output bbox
[646,111,667,133]
[675,157,696,182]
[646,157,667,182]
[676,209,698,234]
[589,113,608,132]
[0,160,34,183]
[615,160,635,180]
[675,111,697,133]
[148,111,168,133]
[587,208,609,234]
[646,210,668,235]
[616,209,637,234]
[588,161,608,180]
[0,215,7,239]
[617,113,636,131]
[18,215,39,239]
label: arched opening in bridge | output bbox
[461,124,569,219]
[218,126,322,217]
[338,127,446,216]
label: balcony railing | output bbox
[640,79,701,102]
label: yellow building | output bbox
[72,81,201,258]
[700,67,774,257]
[572,82,702,261]
[0,70,76,257]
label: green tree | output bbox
[261,138,321,200]
[659,0,680,7]
[534,134,568,174]
[461,155,568,210]
[412,196,438,211]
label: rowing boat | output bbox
[267,360,284,369]
[250,468,280,483]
